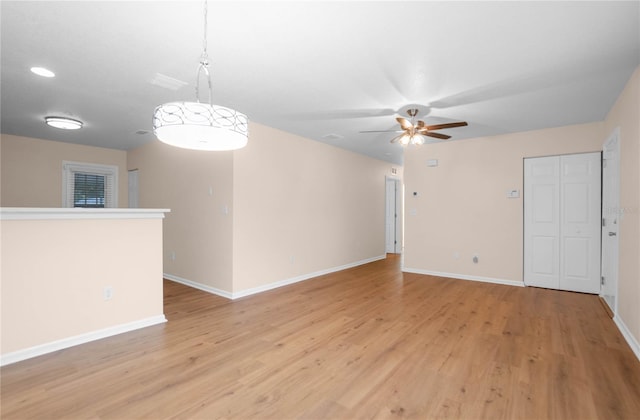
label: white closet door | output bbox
[524,152,601,294]
[524,156,561,289]
[559,153,601,293]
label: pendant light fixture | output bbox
[152,1,248,151]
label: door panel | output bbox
[533,184,556,222]
[563,184,589,223]
[559,153,601,293]
[532,236,556,275]
[563,237,589,278]
[524,157,560,289]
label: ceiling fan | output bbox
[361,108,468,145]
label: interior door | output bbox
[601,129,620,312]
[524,153,601,293]
[524,156,561,289]
[559,153,601,293]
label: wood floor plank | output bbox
[2,254,639,419]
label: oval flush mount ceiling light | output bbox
[30,67,55,78]
[45,116,83,130]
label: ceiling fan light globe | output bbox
[400,134,411,145]
[412,134,425,145]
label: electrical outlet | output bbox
[170,251,176,261]
[103,286,113,301]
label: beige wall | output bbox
[605,66,640,345]
[403,122,605,282]
[128,122,396,295]
[0,134,128,207]
[404,65,640,351]
[1,214,165,357]
[232,123,393,293]
[127,141,234,292]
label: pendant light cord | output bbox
[196,0,213,105]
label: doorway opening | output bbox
[385,177,402,254]
[601,128,620,314]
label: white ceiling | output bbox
[1,1,639,165]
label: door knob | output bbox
[608,232,617,236]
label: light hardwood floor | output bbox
[2,255,639,419]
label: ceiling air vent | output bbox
[149,73,188,91]
[322,133,344,141]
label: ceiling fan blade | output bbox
[416,120,426,129]
[424,131,451,140]
[424,121,468,131]
[359,129,404,134]
[390,134,404,144]
[396,117,413,130]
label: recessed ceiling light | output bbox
[30,67,55,78]
[45,116,83,130]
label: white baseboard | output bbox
[404,267,639,362]
[164,254,387,300]
[402,267,524,288]
[0,315,167,367]
[614,315,640,362]
[163,273,233,299]
[232,255,387,299]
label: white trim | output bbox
[163,273,234,299]
[402,267,524,288]
[600,127,621,315]
[0,315,167,366]
[614,315,640,362]
[385,176,402,254]
[165,254,387,300]
[232,255,387,299]
[0,207,170,220]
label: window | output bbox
[62,161,118,208]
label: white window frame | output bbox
[62,161,118,208]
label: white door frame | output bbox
[128,169,139,209]
[601,127,620,314]
[385,176,402,254]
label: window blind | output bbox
[73,173,106,208]
[62,162,118,208]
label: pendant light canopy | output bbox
[152,1,248,151]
